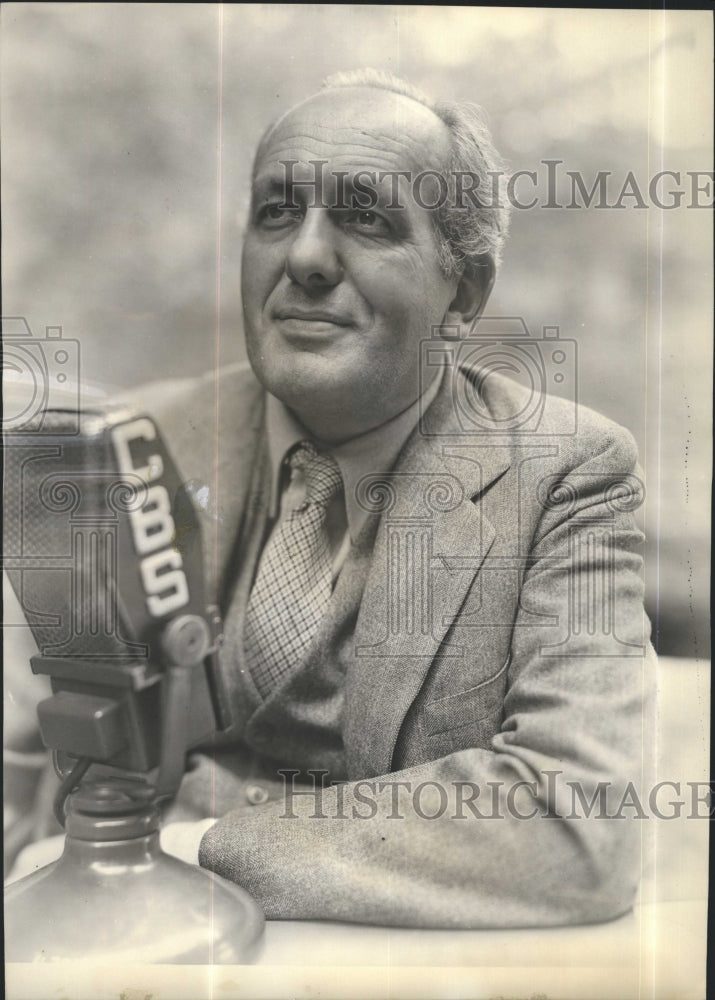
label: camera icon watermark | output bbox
[1,316,80,434]
[420,316,578,436]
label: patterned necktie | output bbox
[243,441,343,698]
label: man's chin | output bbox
[252,355,349,411]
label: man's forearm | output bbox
[198,733,650,928]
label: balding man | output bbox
[8,70,654,928]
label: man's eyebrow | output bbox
[251,170,291,194]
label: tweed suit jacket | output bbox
[131,359,655,929]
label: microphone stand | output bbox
[5,616,265,964]
[5,774,264,964]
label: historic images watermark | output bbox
[418,316,578,435]
[277,769,713,822]
[269,159,714,212]
[1,316,81,435]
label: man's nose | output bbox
[285,209,343,288]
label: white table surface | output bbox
[5,898,708,1000]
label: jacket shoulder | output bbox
[115,362,261,424]
[111,362,264,480]
[466,366,639,470]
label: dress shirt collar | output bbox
[265,366,444,541]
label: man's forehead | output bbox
[254,87,451,176]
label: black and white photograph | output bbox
[2,5,711,998]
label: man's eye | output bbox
[257,203,301,228]
[345,210,389,233]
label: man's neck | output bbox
[287,370,444,446]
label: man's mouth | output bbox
[273,308,354,327]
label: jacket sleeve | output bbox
[199,425,656,928]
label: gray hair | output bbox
[322,68,510,274]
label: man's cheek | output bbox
[242,239,282,295]
[378,293,439,338]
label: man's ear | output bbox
[444,255,496,327]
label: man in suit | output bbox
[6,70,654,927]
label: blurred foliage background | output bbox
[2,5,711,657]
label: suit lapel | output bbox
[345,369,510,778]
[199,366,267,603]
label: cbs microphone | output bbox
[3,403,231,793]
